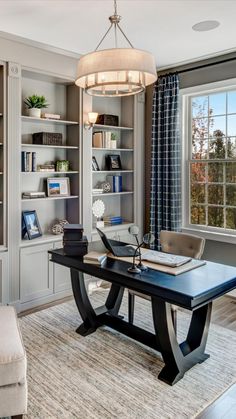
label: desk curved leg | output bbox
[71,268,99,336]
[152,297,212,385]
[70,268,124,336]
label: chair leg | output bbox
[171,308,177,334]
[128,292,135,324]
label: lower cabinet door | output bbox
[53,242,71,293]
[20,243,53,303]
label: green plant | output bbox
[111,133,117,141]
[24,94,49,109]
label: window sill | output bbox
[182,227,236,245]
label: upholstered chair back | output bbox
[160,230,205,259]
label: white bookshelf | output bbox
[21,68,81,243]
[82,93,143,239]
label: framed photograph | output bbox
[47,177,70,197]
[92,156,100,171]
[22,210,42,240]
[106,154,122,170]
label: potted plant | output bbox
[24,94,49,118]
[110,133,118,149]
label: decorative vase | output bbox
[110,140,117,149]
[28,108,41,118]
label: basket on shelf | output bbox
[32,132,63,146]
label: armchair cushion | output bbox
[0,306,26,387]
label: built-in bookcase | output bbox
[20,69,80,245]
[92,96,134,234]
[0,63,6,247]
[82,92,144,242]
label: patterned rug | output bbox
[20,290,236,419]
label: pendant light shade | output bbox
[75,48,157,97]
[75,0,157,97]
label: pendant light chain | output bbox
[95,0,134,51]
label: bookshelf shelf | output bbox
[92,147,133,152]
[21,143,79,150]
[93,123,133,131]
[21,195,79,202]
[91,221,134,235]
[92,191,133,197]
[21,171,79,175]
[20,233,63,248]
[21,115,79,125]
[92,170,133,174]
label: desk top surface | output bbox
[49,249,236,309]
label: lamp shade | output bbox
[75,48,157,97]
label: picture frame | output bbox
[106,154,122,170]
[92,156,100,171]
[47,177,70,197]
[22,210,42,240]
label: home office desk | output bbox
[49,249,236,385]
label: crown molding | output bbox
[157,47,236,72]
[0,30,81,59]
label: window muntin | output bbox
[190,90,236,231]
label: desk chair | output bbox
[128,230,205,330]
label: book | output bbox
[21,151,27,172]
[83,251,107,265]
[93,132,103,148]
[23,191,46,197]
[32,152,36,172]
[26,152,31,171]
[107,175,122,192]
[141,251,191,267]
[42,113,61,120]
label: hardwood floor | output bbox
[197,296,236,419]
[19,293,236,418]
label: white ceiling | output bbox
[0,0,236,68]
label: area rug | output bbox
[19,290,236,419]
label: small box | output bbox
[63,224,84,241]
[32,132,63,146]
[63,237,88,256]
[96,114,119,126]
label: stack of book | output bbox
[22,191,46,200]
[21,151,36,172]
[107,175,122,192]
[104,215,123,226]
[38,164,55,172]
[93,131,112,148]
[83,251,107,265]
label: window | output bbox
[183,82,236,236]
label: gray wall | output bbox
[161,52,236,267]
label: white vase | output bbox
[28,108,41,118]
[110,140,117,149]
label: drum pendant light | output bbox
[75,0,157,97]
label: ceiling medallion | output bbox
[75,0,157,97]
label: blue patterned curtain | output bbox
[150,74,181,249]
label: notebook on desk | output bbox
[141,250,191,267]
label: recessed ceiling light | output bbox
[192,20,220,32]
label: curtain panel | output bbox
[149,74,181,249]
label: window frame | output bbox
[181,77,236,244]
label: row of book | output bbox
[93,131,115,149]
[21,151,36,172]
[103,216,123,225]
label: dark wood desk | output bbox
[49,249,236,385]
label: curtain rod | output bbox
[175,55,236,75]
